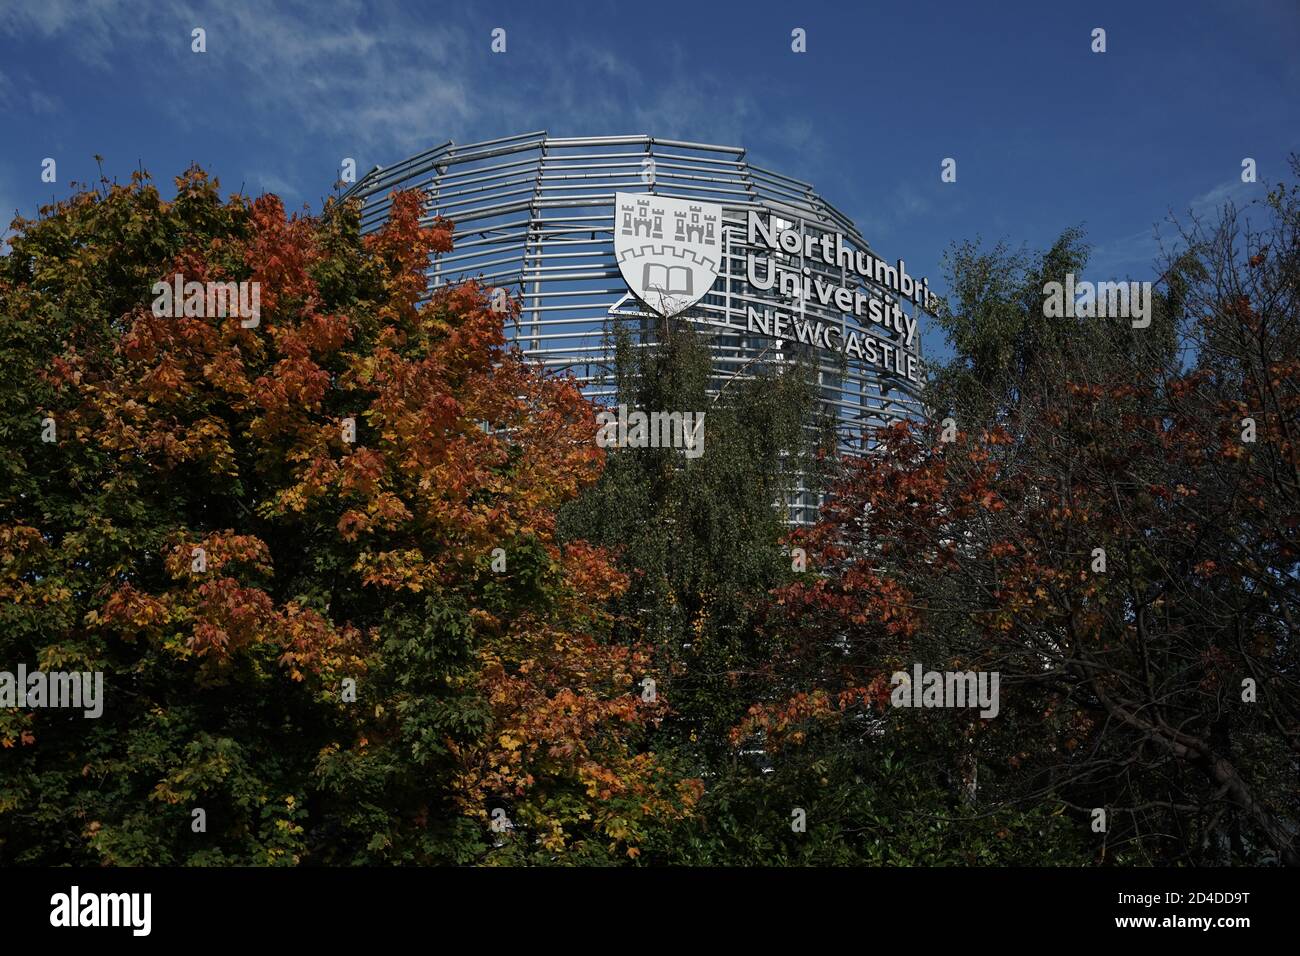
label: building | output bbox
[342,132,929,524]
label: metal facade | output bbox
[343,132,926,524]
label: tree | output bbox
[750,160,1300,865]
[0,166,690,865]
[560,321,826,766]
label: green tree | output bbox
[0,167,687,865]
[560,322,826,758]
[744,162,1300,866]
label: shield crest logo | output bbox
[614,192,723,317]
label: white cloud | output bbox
[1092,176,1259,278]
[1,0,474,154]
[1187,176,1255,218]
[251,172,299,198]
[0,65,60,114]
[1089,224,1168,279]
[0,1,832,201]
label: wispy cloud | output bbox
[0,0,853,211]
[1091,176,1261,278]
[1089,223,1169,279]
[0,64,61,114]
[250,171,300,199]
[0,0,142,69]
[0,0,784,175]
[1,0,473,154]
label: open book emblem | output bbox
[614,192,722,317]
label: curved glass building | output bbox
[343,132,928,523]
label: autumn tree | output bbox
[0,167,691,865]
[747,161,1299,865]
[555,321,988,864]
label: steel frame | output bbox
[344,132,926,524]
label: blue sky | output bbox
[2,0,1296,359]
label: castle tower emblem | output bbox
[615,192,722,317]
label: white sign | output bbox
[615,192,722,317]
[612,195,934,385]
[743,209,931,384]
